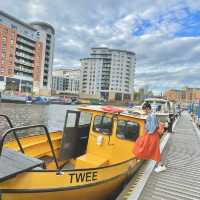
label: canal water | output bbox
[0,103,78,134]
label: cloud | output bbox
[0,0,200,92]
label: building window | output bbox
[11,24,17,29]
[115,93,122,101]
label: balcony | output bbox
[15,52,34,61]
[44,71,48,76]
[16,45,34,54]
[15,66,33,74]
[46,45,50,50]
[45,51,50,56]
[15,59,33,68]
[102,70,110,73]
[17,38,35,48]
[44,66,49,71]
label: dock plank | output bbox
[138,112,200,200]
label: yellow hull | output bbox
[2,175,123,200]
[1,159,141,200]
[0,106,145,200]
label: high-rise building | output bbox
[0,10,55,95]
[30,22,55,94]
[52,68,80,95]
[80,47,136,101]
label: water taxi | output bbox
[0,106,146,200]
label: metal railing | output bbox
[0,115,24,153]
[0,124,59,169]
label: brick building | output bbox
[164,88,200,103]
[0,10,55,95]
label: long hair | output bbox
[142,102,151,110]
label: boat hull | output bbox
[1,175,123,200]
[0,159,141,200]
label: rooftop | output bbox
[91,47,136,55]
[0,10,36,31]
[30,21,55,34]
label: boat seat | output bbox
[75,153,109,169]
[0,148,44,182]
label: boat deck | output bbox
[117,112,200,200]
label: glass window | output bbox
[117,120,139,141]
[93,115,112,135]
[65,113,77,127]
[79,112,92,126]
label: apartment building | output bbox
[52,68,80,95]
[0,10,55,95]
[80,47,136,101]
[30,22,55,95]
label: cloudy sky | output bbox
[1,0,200,93]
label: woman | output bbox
[133,102,166,173]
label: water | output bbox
[0,103,79,134]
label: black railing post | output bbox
[168,114,174,133]
[0,124,59,170]
[0,115,24,153]
[42,125,59,169]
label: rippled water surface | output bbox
[0,103,78,134]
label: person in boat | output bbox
[133,102,166,173]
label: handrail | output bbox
[0,115,24,153]
[0,124,59,169]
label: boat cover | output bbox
[0,148,43,182]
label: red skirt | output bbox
[133,130,161,162]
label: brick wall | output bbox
[33,41,43,86]
[0,24,16,77]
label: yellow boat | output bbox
[0,106,145,200]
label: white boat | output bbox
[1,95,27,103]
[142,98,175,128]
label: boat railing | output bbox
[0,114,24,154]
[0,124,59,169]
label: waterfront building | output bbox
[0,10,55,95]
[164,89,185,102]
[80,47,136,101]
[52,68,80,95]
[30,22,55,95]
[164,87,200,103]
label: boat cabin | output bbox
[0,107,147,200]
[0,106,145,178]
[60,106,145,169]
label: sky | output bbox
[1,0,200,93]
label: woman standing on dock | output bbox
[133,102,166,173]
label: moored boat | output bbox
[0,106,146,200]
[142,98,176,129]
[130,98,175,130]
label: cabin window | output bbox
[65,113,77,127]
[116,120,139,141]
[93,115,112,135]
[79,112,92,126]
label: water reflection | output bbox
[0,103,78,134]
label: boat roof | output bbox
[144,98,168,103]
[79,105,147,120]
